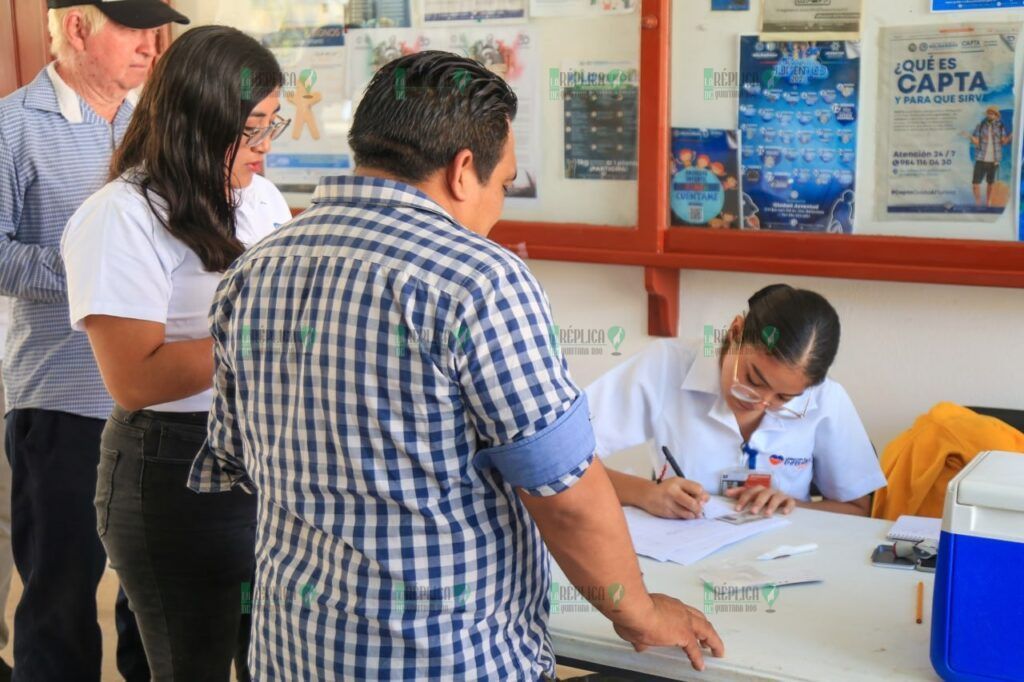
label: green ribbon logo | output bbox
[299,68,317,92]
[608,582,625,609]
[608,326,626,356]
[762,583,779,613]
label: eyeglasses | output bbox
[242,115,291,147]
[730,341,809,419]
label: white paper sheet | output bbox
[529,0,636,17]
[699,563,823,590]
[346,26,540,202]
[887,515,941,543]
[422,0,527,24]
[624,499,790,566]
[262,25,353,194]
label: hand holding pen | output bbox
[641,446,709,520]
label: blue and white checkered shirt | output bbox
[189,176,596,680]
[0,65,135,419]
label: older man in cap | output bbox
[0,2,188,680]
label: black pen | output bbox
[661,445,684,477]
[661,446,705,518]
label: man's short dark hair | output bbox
[349,50,518,184]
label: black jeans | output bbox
[5,408,149,682]
[98,406,257,682]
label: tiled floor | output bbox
[1,570,593,681]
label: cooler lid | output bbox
[956,450,1024,513]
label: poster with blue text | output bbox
[877,24,1018,221]
[738,38,860,232]
[670,128,741,227]
[932,0,1024,11]
[712,0,750,10]
[261,25,351,195]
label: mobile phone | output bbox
[871,544,917,570]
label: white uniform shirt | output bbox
[62,174,292,412]
[585,338,886,502]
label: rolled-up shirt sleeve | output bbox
[453,260,595,497]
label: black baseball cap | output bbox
[47,1,190,30]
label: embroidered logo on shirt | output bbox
[768,454,811,469]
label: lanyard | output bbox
[741,442,759,470]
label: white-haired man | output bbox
[0,2,188,680]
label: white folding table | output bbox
[549,506,939,681]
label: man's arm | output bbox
[189,275,255,494]
[0,125,68,303]
[452,263,723,668]
[519,458,724,670]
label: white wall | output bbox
[530,259,1024,462]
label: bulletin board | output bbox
[497,0,1024,337]
[170,0,1024,337]
[177,0,643,227]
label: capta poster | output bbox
[876,24,1018,221]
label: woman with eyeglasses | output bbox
[586,284,885,519]
[60,26,291,680]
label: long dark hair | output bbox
[722,284,841,385]
[111,26,282,272]
[349,51,518,184]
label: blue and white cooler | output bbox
[931,450,1024,681]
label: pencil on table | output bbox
[916,581,924,625]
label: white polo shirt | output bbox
[585,338,886,502]
[62,174,292,413]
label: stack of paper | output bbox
[624,498,789,566]
[887,515,941,543]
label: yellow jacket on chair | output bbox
[871,402,1024,520]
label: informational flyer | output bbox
[877,24,1018,221]
[713,0,750,9]
[761,0,862,37]
[422,0,527,23]
[346,28,438,98]
[346,0,412,27]
[932,0,1024,11]
[446,27,540,199]
[670,128,741,228]
[262,25,352,194]
[738,38,860,232]
[560,60,638,181]
[348,27,540,201]
[529,0,637,17]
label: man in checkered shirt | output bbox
[190,51,723,680]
